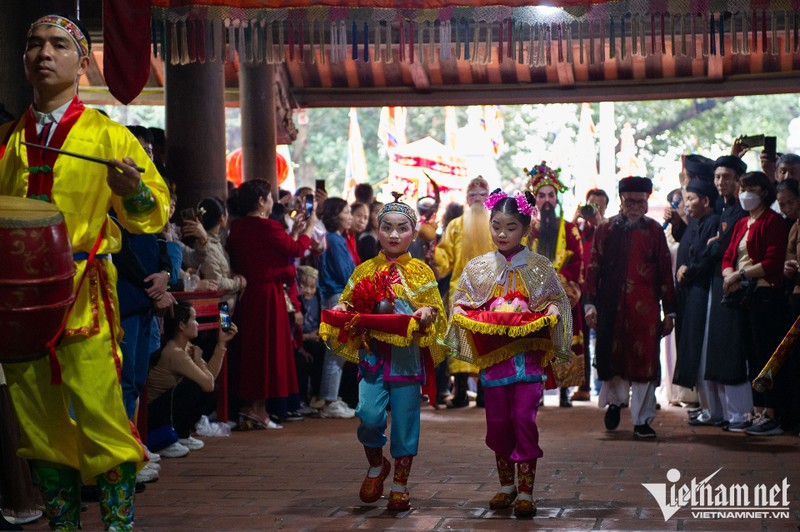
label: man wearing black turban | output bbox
[584,177,676,439]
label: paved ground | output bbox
[28,395,800,531]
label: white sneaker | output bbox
[136,464,160,483]
[320,400,356,419]
[158,441,190,458]
[179,436,205,450]
[144,445,161,463]
[143,461,160,473]
[1,508,43,525]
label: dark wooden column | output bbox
[165,60,227,209]
[239,63,278,197]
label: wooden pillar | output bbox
[165,60,227,209]
[239,63,278,197]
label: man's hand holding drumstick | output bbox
[107,158,143,197]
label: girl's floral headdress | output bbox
[484,189,537,217]
[525,161,567,195]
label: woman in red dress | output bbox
[226,179,316,429]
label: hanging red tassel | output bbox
[187,19,196,62]
[507,18,513,59]
[399,20,405,62]
[409,21,415,63]
[288,22,295,61]
[299,22,304,63]
[498,20,504,61]
[661,13,666,54]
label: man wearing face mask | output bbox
[721,172,788,435]
[702,156,753,432]
[584,177,676,439]
[525,162,584,408]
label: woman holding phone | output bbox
[226,179,316,430]
[147,300,237,455]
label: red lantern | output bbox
[225,148,289,187]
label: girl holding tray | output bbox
[447,189,572,518]
[320,194,449,512]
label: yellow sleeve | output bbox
[434,218,459,277]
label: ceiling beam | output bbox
[289,73,800,107]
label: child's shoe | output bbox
[489,485,517,509]
[514,492,536,517]
[359,457,390,503]
[387,490,410,511]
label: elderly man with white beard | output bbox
[430,177,495,408]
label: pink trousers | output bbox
[484,381,544,462]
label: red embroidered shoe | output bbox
[386,490,410,511]
[489,487,517,509]
[359,457,391,503]
[514,493,537,518]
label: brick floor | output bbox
[27,396,800,531]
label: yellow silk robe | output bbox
[0,105,169,482]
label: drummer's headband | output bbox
[378,192,418,226]
[28,15,89,57]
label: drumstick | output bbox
[21,142,146,173]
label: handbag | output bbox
[721,279,756,309]
[550,352,586,388]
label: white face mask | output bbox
[739,191,761,212]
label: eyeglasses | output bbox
[622,199,648,207]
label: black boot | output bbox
[559,387,572,407]
[447,373,469,408]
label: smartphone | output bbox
[315,179,326,193]
[180,207,197,223]
[304,194,314,217]
[764,136,777,157]
[740,134,765,149]
[219,302,232,332]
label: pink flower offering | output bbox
[489,296,530,313]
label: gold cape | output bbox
[320,252,449,364]
[447,248,573,367]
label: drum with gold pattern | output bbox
[0,196,75,362]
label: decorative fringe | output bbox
[151,5,800,68]
[451,313,556,339]
[710,13,716,56]
[772,11,778,55]
[599,17,605,63]
[318,317,424,364]
[743,11,750,55]
[170,22,179,65]
[566,23,573,64]
[609,17,615,59]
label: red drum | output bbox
[0,196,76,362]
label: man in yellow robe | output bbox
[430,177,495,407]
[0,14,169,530]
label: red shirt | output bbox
[345,232,362,266]
[722,208,787,286]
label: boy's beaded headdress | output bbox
[29,15,90,57]
[378,192,417,225]
[525,161,567,195]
